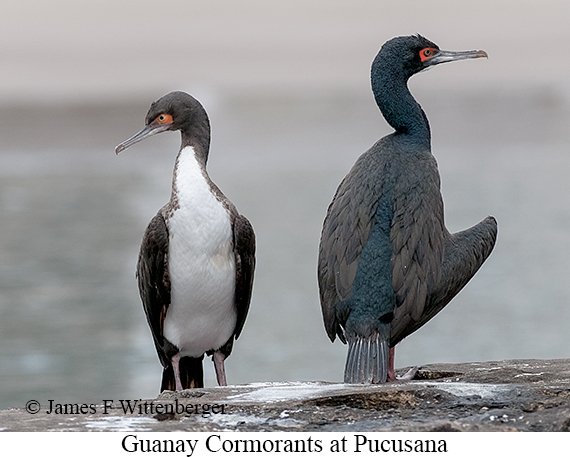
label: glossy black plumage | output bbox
[116,92,255,391]
[318,35,497,383]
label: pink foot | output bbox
[213,351,227,386]
[171,353,183,391]
[386,347,419,382]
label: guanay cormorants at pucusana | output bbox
[318,35,497,383]
[115,91,255,391]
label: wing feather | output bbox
[389,154,445,344]
[232,214,256,339]
[318,149,388,342]
[136,212,171,367]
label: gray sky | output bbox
[1,0,569,103]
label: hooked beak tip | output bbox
[114,122,170,156]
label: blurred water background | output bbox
[1,0,570,409]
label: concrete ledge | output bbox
[2,359,569,432]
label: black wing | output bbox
[318,140,447,346]
[389,153,445,344]
[136,212,171,368]
[318,148,388,343]
[232,214,256,339]
[391,216,497,346]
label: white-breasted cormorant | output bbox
[116,91,255,391]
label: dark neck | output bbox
[372,65,431,149]
[180,116,211,167]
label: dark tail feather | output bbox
[344,334,389,384]
[160,355,204,392]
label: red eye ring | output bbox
[420,47,437,62]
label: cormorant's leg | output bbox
[387,347,396,381]
[171,352,183,391]
[213,351,227,386]
[387,347,419,381]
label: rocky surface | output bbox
[1,359,570,432]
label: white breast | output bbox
[163,146,237,357]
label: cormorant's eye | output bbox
[419,47,437,62]
[156,113,173,125]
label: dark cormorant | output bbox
[318,35,497,383]
[115,91,255,391]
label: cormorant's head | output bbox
[115,91,209,154]
[373,35,487,80]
